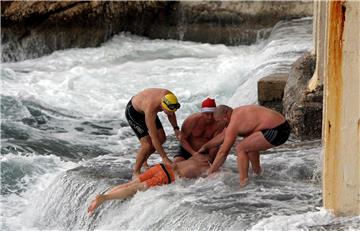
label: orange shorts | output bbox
[138,164,176,187]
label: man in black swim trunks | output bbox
[125,88,181,177]
[174,98,225,163]
[199,105,291,187]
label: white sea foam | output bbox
[2,18,358,231]
[251,208,334,231]
[0,153,78,230]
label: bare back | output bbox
[131,88,170,114]
[230,105,285,136]
[175,154,211,178]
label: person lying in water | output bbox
[87,153,213,215]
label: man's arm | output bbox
[145,111,172,165]
[207,127,237,174]
[179,117,197,155]
[198,129,225,153]
[167,113,180,139]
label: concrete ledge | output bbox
[258,73,288,113]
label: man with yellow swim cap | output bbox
[125,88,181,177]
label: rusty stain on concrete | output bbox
[323,0,345,212]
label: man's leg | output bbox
[106,178,139,194]
[236,131,273,186]
[104,181,147,200]
[236,147,250,187]
[248,151,261,175]
[144,128,165,164]
[142,147,155,170]
[88,179,147,215]
[134,136,154,176]
[134,129,166,176]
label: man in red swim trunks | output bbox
[87,152,212,215]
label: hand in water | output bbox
[205,170,218,179]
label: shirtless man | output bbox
[125,88,181,177]
[199,105,291,187]
[87,153,213,215]
[174,98,222,162]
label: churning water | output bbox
[1,17,359,230]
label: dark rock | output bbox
[156,1,313,45]
[1,1,313,62]
[258,73,288,113]
[283,52,323,140]
[1,1,169,62]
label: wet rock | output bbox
[1,1,169,62]
[159,1,313,46]
[283,53,323,140]
[1,1,313,62]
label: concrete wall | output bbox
[320,0,360,216]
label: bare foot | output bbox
[87,195,105,215]
[253,167,263,177]
[240,178,249,188]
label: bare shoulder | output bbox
[185,113,201,123]
[182,113,201,127]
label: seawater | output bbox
[1,17,359,230]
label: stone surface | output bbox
[162,1,313,45]
[258,73,288,113]
[1,1,313,62]
[1,1,169,62]
[283,52,323,140]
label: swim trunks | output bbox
[138,163,176,187]
[125,99,163,139]
[174,146,192,160]
[261,120,291,146]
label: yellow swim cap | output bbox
[162,93,180,112]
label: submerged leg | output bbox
[105,178,139,195]
[236,132,273,187]
[236,149,250,187]
[88,180,147,215]
[248,151,262,175]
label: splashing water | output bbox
[1,17,359,230]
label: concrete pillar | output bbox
[309,0,327,90]
[322,0,360,216]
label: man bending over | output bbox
[125,88,181,177]
[199,105,291,187]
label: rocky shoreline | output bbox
[259,53,323,140]
[1,1,313,62]
[1,1,321,140]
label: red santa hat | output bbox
[201,98,216,112]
